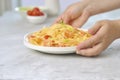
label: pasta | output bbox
[28,23,91,47]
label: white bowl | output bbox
[26,12,47,24]
[15,6,48,18]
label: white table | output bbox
[0,10,120,80]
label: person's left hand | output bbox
[55,1,91,28]
[76,20,120,57]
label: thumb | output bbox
[88,21,102,35]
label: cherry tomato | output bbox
[27,7,44,16]
[27,10,32,16]
[33,7,40,12]
[40,12,44,16]
[35,10,41,16]
[31,11,37,16]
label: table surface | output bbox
[0,10,120,80]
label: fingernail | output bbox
[76,50,80,54]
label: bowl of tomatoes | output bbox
[15,6,48,19]
[26,7,47,24]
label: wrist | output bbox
[84,0,120,16]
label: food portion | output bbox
[28,23,91,47]
[27,7,44,16]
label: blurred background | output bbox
[0,0,120,28]
[0,0,80,16]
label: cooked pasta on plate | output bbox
[24,23,91,54]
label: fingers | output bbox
[76,22,105,57]
[76,42,103,57]
[88,21,102,35]
[55,9,90,28]
[62,14,71,24]
[54,16,62,23]
[55,12,72,24]
[71,10,90,28]
[88,20,110,35]
[76,36,103,57]
[77,35,102,50]
[77,25,104,49]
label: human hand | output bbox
[55,1,91,28]
[55,0,120,28]
[76,20,120,57]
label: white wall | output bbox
[60,0,80,11]
[12,0,21,9]
[21,0,44,6]
[21,0,80,11]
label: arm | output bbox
[85,0,120,16]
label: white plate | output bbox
[24,29,88,54]
[24,33,76,54]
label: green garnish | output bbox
[19,7,33,12]
[59,19,65,24]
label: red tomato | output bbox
[27,7,44,16]
[44,35,51,39]
[35,10,41,16]
[27,10,32,16]
[31,11,37,16]
[33,7,40,12]
[39,12,44,16]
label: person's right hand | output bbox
[55,1,91,28]
[76,20,120,57]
